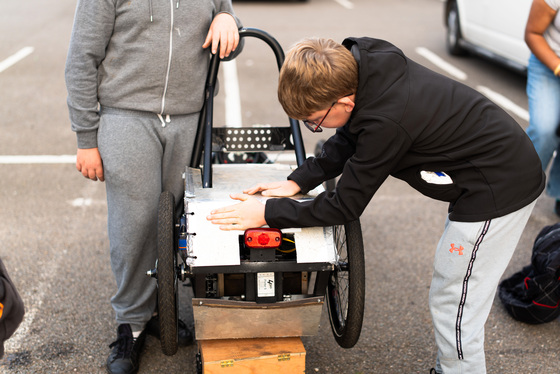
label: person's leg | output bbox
[429,201,535,374]
[99,109,167,374]
[99,109,198,331]
[139,113,199,346]
[99,109,198,374]
[526,54,560,200]
[99,109,165,333]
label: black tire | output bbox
[326,220,365,348]
[196,352,203,374]
[157,191,179,356]
[446,1,467,56]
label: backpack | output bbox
[498,223,560,324]
[0,259,25,357]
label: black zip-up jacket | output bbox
[265,37,545,228]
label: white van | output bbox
[444,0,532,73]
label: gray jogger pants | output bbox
[98,107,198,332]
[430,200,536,374]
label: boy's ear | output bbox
[338,95,355,112]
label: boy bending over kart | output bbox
[207,37,545,374]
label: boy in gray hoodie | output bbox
[65,1,241,373]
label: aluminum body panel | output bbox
[184,164,337,267]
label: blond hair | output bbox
[278,38,358,119]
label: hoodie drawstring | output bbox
[157,114,171,127]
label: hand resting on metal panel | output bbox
[242,180,301,197]
[207,193,267,231]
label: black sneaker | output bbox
[145,315,195,346]
[106,324,146,374]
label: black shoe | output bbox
[106,324,146,374]
[145,315,195,346]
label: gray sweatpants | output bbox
[430,200,536,374]
[98,107,198,332]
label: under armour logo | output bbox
[449,244,464,255]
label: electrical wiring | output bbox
[276,237,296,253]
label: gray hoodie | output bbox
[65,0,242,149]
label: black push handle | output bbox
[190,27,306,188]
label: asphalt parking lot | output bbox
[1,0,559,373]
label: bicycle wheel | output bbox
[157,191,179,356]
[326,219,365,348]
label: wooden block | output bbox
[199,337,305,373]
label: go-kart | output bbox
[148,28,366,369]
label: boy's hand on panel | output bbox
[207,194,266,231]
[243,180,301,197]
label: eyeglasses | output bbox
[302,102,335,133]
[301,93,353,133]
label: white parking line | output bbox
[415,47,467,81]
[223,60,243,128]
[0,46,34,73]
[334,0,355,10]
[71,197,93,207]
